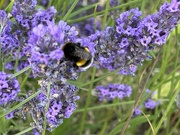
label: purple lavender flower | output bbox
[144,99,159,109]
[40,0,49,6]
[74,18,101,37]
[95,83,132,101]
[11,0,37,29]
[0,10,20,58]
[144,89,159,109]
[0,11,30,74]
[0,72,20,106]
[6,0,57,73]
[0,10,8,31]
[28,21,79,81]
[12,0,56,29]
[31,6,57,28]
[133,89,159,117]
[3,2,56,81]
[110,0,120,7]
[20,80,79,132]
[134,105,142,116]
[90,0,180,75]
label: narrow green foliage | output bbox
[79,67,96,135]
[62,0,79,21]
[67,0,142,23]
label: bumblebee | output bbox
[62,42,93,70]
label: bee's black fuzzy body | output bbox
[62,42,93,69]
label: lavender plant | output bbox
[0,0,180,135]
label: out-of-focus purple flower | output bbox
[110,0,120,7]
[90,1,180,75]
[144,99,159,109]
[28,21,79,81]
[40,0,49,6]
[74,18,101,37]
[134,105,142,116]
[0,72,20,106]
[95,83,132,101]
[144,89,159,109]
[133,89,159,117]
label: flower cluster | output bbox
[90,0,180,75]
[12,0,56,29]
[1,0,81,132]
[28,20,79,80]
[0,10,28,74]
[18,79,79,131]
[17,2,81,131]
[0,10,20,59]
[0,72,20,106]
[2,0,57,74]
[95,83,132,101]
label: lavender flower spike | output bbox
[91,0,180,75]
[12,0,56,29]
[28,20,79,81]
[23,79,79,132]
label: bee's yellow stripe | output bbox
[85,47,90,52]
[76,59,87,67]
